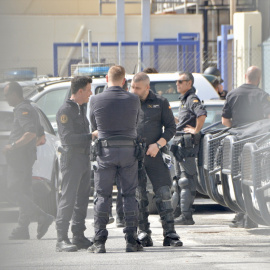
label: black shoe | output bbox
[9,227,30,240]
[138,231,153,247]
[37,213,54,239]
[174,215,195,225]
[116,216,125,228]
[125,233,144,252]
[163,237,183,247]
[72,234,93,249]
[87,241,106,253]
[56,239,78,252]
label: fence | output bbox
[53,33,201,77]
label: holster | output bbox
[90,139,102,161]
[134,137,146,161]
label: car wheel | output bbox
[147,192,158,214]
[35,162,59,217]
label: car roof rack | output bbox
[35,78,72,92]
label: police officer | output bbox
[204,67,227,99]
[171,72,207,225]
[55,76,94,252]
[3,82,54,240]
[130,72,183,247]
[89,66,142,253]
[222,66,270,229]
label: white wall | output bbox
[0,14,203,75]
[234,12,262,87]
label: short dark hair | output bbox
[143,67,158,74]
[6,81,23,98]
[179,72,194,86]
[71,76,92,94]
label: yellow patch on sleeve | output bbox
[193,99,199,103]
[168,106,171,109]
[60,114,68,124]
[22,111,29,115]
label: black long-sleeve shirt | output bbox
[90,86,140,140]
[137,90,176,146]
[56,99,91,147]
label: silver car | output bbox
[0,101,61,216]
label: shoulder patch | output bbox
[168,106,171,109]
[22,111,29,115]
[60,114,68,124]
[193,99,199,103]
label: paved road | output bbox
[0,200,269,270]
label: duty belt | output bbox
[100,140,135,148]
[62,146,90,155]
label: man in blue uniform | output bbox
[222,66,270,229]
[131,72,183,248]
[171,72,207,225]
[55,76,94,252]
[89,66,142,253]
[3,82,54,240]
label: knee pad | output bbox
[155,186,171,201]
[172,177,180,193]
[178,177,189,189]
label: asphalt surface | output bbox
[0,200,270,270]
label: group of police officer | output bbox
[4,63,270,253]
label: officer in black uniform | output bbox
[55,76,94,252]
[89,66,142,253]
[171,72,207,225]
[222,66,270,229]
[130,72,183,247]
[3,81,54,240]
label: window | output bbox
[150,81,179,102]
[95,86,105,95]
[0,112,14,131]
[35,88,68,124]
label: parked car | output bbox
[127,73,220,102]
[0,101,61,216]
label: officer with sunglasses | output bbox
[171,72,207,225]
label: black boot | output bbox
[37,213,54,240]
[138,230,153,247]
[125,232,143,252]
[116,215,125,228]
[87,237,106,254]
[229,213,245,228]
[163,232,183,247]
[72,232,93,249]
[56,233,78,252]
[173,205,182,219]
[9,226,30,240]
[174,212,195,225]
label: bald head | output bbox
[245,66,261,86]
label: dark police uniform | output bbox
[89,86,140,244]
[171,87,207,223]
[56,99,92,240]
[222,84,270,127]
[135,90,182,246]
[222,83,270,228]
[6,100,50,238]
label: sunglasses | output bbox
[176,80,189,84]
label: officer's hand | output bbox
[92,130,98,139]
[146,143,159,158]
[3,145,12,154]
[36,135,46,146]
[184,125,196,134]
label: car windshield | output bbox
[150,81,178,102]
[172,105,223,129]
[0,111,14,131]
